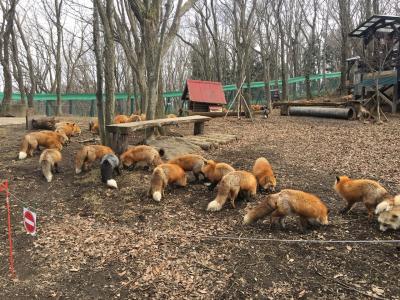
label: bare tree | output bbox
[15,15,36,108]
[0,0,18,114]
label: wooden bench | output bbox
[106,115,211,154]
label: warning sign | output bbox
[23,208,37,235]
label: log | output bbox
[31,116,57,130]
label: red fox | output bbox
[39,149,62,182]
[378,207,400,231]
[148,163,187,201]
[89,120,99,134]
[167,114,177,118]
[252,157,276,192]
[120,145,164,170]
[334,176,391,219]
[243,189,329,231]
[375,194,400,215]
[168,154,206,181]
[55,122,81,137]
[19,131,68,159]
[201,160,235,190]
[207,170,257,211]
[75,145,114,174]
[114,114,141,124]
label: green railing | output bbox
[1,72,341,116]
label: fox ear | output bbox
[335,176,340,183]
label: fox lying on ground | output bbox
[114,114,141,124]
[120,145,164,170]
[207,170,257,211]
[55,122,81,137]
[148,163,187,201]
[243,189,329,231]
[75,145,114,174]
[334,176,392,219]
[201,160,235,190]
[39,149,62,182]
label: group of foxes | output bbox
[17,119,400,232]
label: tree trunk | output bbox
[55,0,63,116]
[16,17,35,108]
[338,0,351,95]
[93,0,106,144]
[11,30,26,105]
[96,0,116,146]
[277,6,288,101]
[0,0,18,114]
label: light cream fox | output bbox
[375,195,400,215]
[39,149,62,182]
[378,207,400,232]
[207,171,257,211]
[243,189,329,231]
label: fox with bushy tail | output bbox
[39,149,62,182]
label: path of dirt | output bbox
[0,111,399,299]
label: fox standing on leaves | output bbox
[207,170,257,211]
[168,154,207,181]
[100,153,121,189]
[120,145,164,170]
[148,163,187,202]
[243,189,329,231]
[75,145,114,174]
[19,131,68,160]
[39,149,62,183]
[334,176,391,219]
[201,160,235,190]
[252,157,276,192]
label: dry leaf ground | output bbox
[0,111,399,299]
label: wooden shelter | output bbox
[181,80,227,113]
[348,15,400,113]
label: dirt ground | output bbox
[0,111,400,299]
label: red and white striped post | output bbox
[1,180,16,277]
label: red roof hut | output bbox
[181,80,226,113]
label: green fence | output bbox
[1,72,341,116]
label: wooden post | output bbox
[111,131,129,154]
[25,108,35,130]
[194,121,204,135]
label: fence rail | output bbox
[1,72,342,116]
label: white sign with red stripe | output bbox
[23,208,37,235]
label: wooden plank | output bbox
[106,115,211,134]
